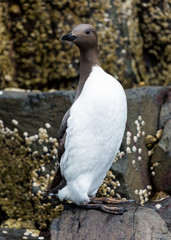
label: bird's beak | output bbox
[60,32,78,42]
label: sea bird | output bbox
[45,24,129,213]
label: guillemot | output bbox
[45,24,129,213]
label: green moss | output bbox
[136,0,171,85]
[0,0,131,90]
[0,3,15,89]
[97,170,122,199]
[0,121,63,230]
[0,118,122,230]
[0,0,170,90]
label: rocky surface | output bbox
[147,196,171,233]
[151,120,171,194]
[0,197,170,240]
[0,86,170,234]
[111,86,171,202]
[0,228,46,240]
[151,90,171,194]
[159,90,171,129]
[0,1,170,90]
[0,90,75,137]
[0,228,49,240]
[51,202,171,240]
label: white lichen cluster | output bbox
[0,119,58,196]
[22,229,44,240]
[148,149,154,156]
[23,125,58,159]
[26,124,58,193]
[135,185,152,206]
[126,115,145,167]
[150,162,159,176]
[98,170,121,199]
[155,203,161,209]
[135,115,145,137]
[114,150,125,162]
[22,229,44,239]
[0,119,64,231]
[0,121,20,144]
[12,119,18,126]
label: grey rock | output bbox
[0,90,75,137]
[150,88,171,194]
[51,204,171,240]
[159,89,171,128]
[0,228,25,240]
[112,86,170,201]
[0,86,171,239]
[0,228,49,240]
[147,196,171,233]
[151,121,171,194]
[0,86,170,202]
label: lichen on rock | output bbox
[1,0,170,90]
[2,0,118,90]
[0,120,63,230]
[0,3,15,89]
[136,0,171,86]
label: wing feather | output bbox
[44,109,70,194]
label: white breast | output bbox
[58,65,127,205]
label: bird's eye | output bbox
[85,30,90,34]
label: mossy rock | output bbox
[0,0,170,90]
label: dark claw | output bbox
[90,197,135,205]
[101,205,125,215]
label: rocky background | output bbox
[0,87,170,239]
[0,0,171,239]
[0,0,171,90]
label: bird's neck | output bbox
[75,48,100,99]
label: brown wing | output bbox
[44,109,70,195]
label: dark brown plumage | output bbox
[44,24,130,215]
[45,24,99,195]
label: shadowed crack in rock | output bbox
[132,205,139,240]
[50,203,171,240]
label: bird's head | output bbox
[61,24,98,51]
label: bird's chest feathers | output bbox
[75,66,125,117]
[61,65,127,180]
[67,66,126,142]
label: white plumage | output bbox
[58,65,127,205]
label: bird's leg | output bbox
[77,197,134,214]
[79,203,126,214]
[90,197,134,205]
[63,202,124,214]
[64,197,134,214]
